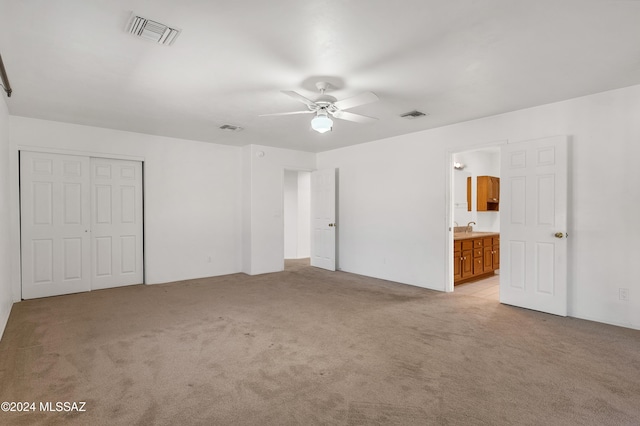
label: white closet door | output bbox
[21,152,91,299]
[91,158,143,290]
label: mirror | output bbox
[453,170,473,226]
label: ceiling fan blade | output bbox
[333,91,379,111]
[259,110,314,117]
[281,90,318,109]
[331,110,378,124]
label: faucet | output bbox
[466,221,476,233]
[454,221,459,228]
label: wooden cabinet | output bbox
[454,243,462,281]
[459,240,473,280]
[492,237,500,270]
[473,244,483,275]
[454,234,500,285]
[473,255,483,275]
[461,250,473,279]
[477,176,500,211]
[483,239,494,273]
[483,237,500,272]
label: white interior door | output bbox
[91,158,144,290]
[500,135,568,316]
[20,151,91,299]
[310,168,336,271]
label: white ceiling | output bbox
[1,1,639,153]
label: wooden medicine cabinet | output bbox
[477,176,500,211]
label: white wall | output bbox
[283,170,299,259]
[0,95,13,338]
[284,170,311,259]
[318,84,640,330]
[297,171,311,259]
[242,145,315,274]
[8,117,243,300]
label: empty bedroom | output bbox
[1,1,639,425]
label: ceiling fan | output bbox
[260,82,379,133]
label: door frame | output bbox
[445,140,507,293]
[11,146,146,301]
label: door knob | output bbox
[554,232,565,239]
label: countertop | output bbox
[454,231,499,241]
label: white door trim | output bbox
[17,145,145,162]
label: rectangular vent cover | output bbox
[400,110,428,119]
[127,14,181,46]
[220,124,243,132]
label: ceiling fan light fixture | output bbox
[262,82,379,133]
[311,112,333,134]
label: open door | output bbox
[500,135,568,316]
[310,168,336,271]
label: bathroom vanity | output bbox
[454,232,500,285]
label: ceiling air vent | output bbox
[400,110,428,119]
[219,124,243,132]
[126,14,181,46]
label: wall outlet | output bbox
[619,288,629,301]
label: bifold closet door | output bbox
[21,152,143,299]
[20,152,92,299]
[91,158,143,290]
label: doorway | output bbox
[283,170,311,265]
[451,146,501,299]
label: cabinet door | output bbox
[493,245,500,270]
[477,176,500,211]
[473,257,484,275]
[487,177,500,202]
[483,246,494,272]
[461,249,473,278]
[454,250,462,282]
[486,177,495,201]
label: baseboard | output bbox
[0,301,13,342]
[570,312,640,331]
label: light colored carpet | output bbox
[1,259,639,425]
